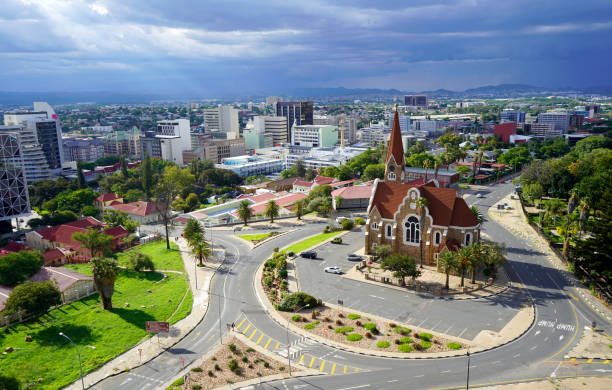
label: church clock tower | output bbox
[384,105,405,183]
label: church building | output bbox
[365,108,480,266]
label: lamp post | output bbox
[59,332,96,390]
[466,349,471,389]
[286,304,310,376]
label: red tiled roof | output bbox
[110,201,160,216]
[314,175,335,185]
[43,248,65,263]
[474,174,489,179]
[386,110,405,168]
[405,178,425,186]
[331,185,373,199]
[244,192,277,203]
[3,241,26,253]
[273,192,307,207]
[104,225,130,239]
[96,193,121,202]
[330,179,358,188]
[293,180,314,188]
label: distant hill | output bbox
[0,91,163,106]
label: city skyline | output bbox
[1,0,611,96]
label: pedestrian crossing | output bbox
[565,358,611,365]
[232,314,363,375]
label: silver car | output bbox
[324,266,342,274]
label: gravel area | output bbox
[278,305,465,354]
[182,337,294,390]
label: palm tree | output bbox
[562,192,578,257]
[183,218,204,244]
[470,206,485,226]
[72,228,114,258]
[438,250,458,290]
[264,200,280,224]
[483,242,507,278]
[468,243,484,284]
[189,232,211,266]
[415,197,429,268]
[456,246,471,287]
[237,200,253,226]
[295,200,305,220]
[423,159,431,182]
[544,198,564,226]
[91,257,119,310]
[578,199,590,239]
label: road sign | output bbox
[146,321,169,333]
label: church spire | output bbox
[384,104,405,182]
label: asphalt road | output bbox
[92,181,612,389]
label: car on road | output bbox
[346,254,361,261]
[300,250,317,259]
[324,266,342,274]
[499,180,505,183]
[476,193,484,198]
[331,237,343,244]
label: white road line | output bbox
[387,380,399,383]
[417,319,428,327]
[337,385,370,390]
[513,353,520,358]
[431,319,443,330]
[368,295,384,300]
[414,374,424,378]
[445,324,454,334]
[458,328,468,338]
[530,345,537,350]
[440,370,451,373]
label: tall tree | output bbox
[102,209,139,233]
[72,228,114,258]
[264,200,280,224]
[578,199,590,239]
[438,250,458,290]
[154,166,195,249]
[373,244,392,261]
[456,246,471,287]
[237,200,253,226]
[415,197,429,268]
[120,156,129,177]
[91,257,119,310]
[470,206,485,226]
[305,167,315,181]
[562,192,578,257]
[189,232,211,267]
[294,159,306,178]
[77,165,86,189]
[142,153,153,200]
[295,200,305,220]
[183,218,204,244]
[380,254,421,284]
[468,243,484,284]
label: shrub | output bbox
[340,219,354,230]
[128,252,155,272]
[347,314,360,320]
[447,342,462,350]
[413,342,423,351]
[418,333,433,341]
[214,364,221,371]
[276,258,287,269]
[273,247,279,252]
[328,325,333,329]
[0,376,19,390]
[228,359,240,374]
[292,314,302,322]
[346,333,363,342]
[264,258,277,269]
[334,326,354,334]
[207,370,214,377]
[192,386,202,390]
[172,378,185,386]
[277,292,320,311]
[335,319,343,325]
[211,357,217,361]
[420,340,432,349]
[355,320,362,326]
[0,251,44,286]
[246,347,255,353]
[4,280,62,316]
[191,367,203,372]
[394,326,411,335]
[313,310,320,317]
[398,344,413,353]
[242,356,249,363]
[263,277,274,288]
[365,332,372,338]
[228,344,239,354]
[279,366,285,371]
[287,251,295,257]
[277,268,288,279]
[263,362,271,368]
[354,217,365,225]
[394,339,400,345]
[304,323,315,330]
[388,322,396,328]
[363,323,377,332]
[338,313,344,318]
[376,340,390,348]
[399,337,413,345]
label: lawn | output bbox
[283,231,343,254]
[116,239,184,271]
[0,241,191,389]
[238,232,279,243]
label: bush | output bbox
[377,340,390,348]
[398,344,413,353]
[338,313,344,318]
[228,359,240,374]
[0,375,19,390]
[263,277,274,288]
[354,217,365,225]
[214,364,221,371]
[279,366,285,371]
[172,378,185,386]
[388,322,396,328]
[277,268,288,279]
[264,258,277,269]
[242,356,249,363]
[287,251,295,257]
[334,326,354,334]
[128,252,155,272]
[363,323,377,332]
[340,219,354,230]
[420,340,432,349]
[0,250,44,286]
[277,292,320,311]
[228,344,239,354]
[447,342,462,350]
[208,370,214,377]
[276,258,287,269]
[399,337,413,344]
[413,342,423,351]
[365,332,372,338]
[418,333,433,341]
[263,362,271,368]
[355,320,362,326]
[346,333,363,342]
[304,323,315,330]
[192,385,202,390]
[336,319,343,325]
[291,314,302,322]
[4,280,61,316]
[347,314,361,320]
[191,367,203,372]
[246,347,255,353]
[394,326,411,335]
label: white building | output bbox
[413,119,446,136]
[456,101,486,108]
[0,133,30,221]
[537,112,570,134]
[156,119,191,166]
[285,146,364,171]
[358,122,389,146]
[291,124,338,148]
[530,123,561,139]
[253,116,288,145]
[216,155,283,177]
[81,125,114,133]
[204,105,239,139]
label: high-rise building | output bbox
[140,130,162,160]
[265,96,283,106]
[156,119,192,166]
[403,95,428,107]
[182,139,245,165]
[500,110,526,123]
[291,124,338,148]
[530,123,561,138]
[253,116,288,145]
[274,101,313,140]
[102,127,140,158]
[0,123,53,183]
[315,115,358,145]
[243,128,274,150]
[63,138,105,162]
[537,112,570,134]
[203,105,239,139]
[0,133,30,221]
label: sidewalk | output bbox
[63,237,224,390]
[488,194,612,322]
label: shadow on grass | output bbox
[119,269,164,283]
[35,323,99,347]
[111,308,156,330]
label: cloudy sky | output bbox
[1,0,611,96]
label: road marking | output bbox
[337,385,369,390]
[274,342,280,350]
[308,357,315,368]
[513,354,520,358]
[355,368,359,373]
[534,330,541,336]
[331,363,336,374]
[415,374,424,378]
[587,358,593,363]
[298,354,304,364]
[242,323,251,334]
[369,295,384,300]
[604,360,610,364]
[559,335,564,341]
[319,360,325,371]
[492,361,501,364]
[264,338,271,349]
[458,328,468,338]
[249,329,257,340]
[440,370,451,373]
[236,317,246,330]
[387,380,399,383]
[256,334,264,345]
[344,365,347,374]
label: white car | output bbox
[476,193,484,198]
[324,266,342,274]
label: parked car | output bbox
[346,254,361,261]
[324,266,342,274]
[476,193,484,198]
[331,237,343,244]
[499,180,505,183]
[300,250,317,259]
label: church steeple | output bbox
[384,105,405,182]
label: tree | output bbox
[72,228,114,258]
[154,166,195,249]
[574,136,612,157]
[373,244,392,261]
[482,242,506,277]
[183,219,204,244]
[0,251,44,286]
[415,197,429,268]
[264,200,280,223]
[381,254,421,283]
[91,257,119,310]
[0,375,19,390]
[423,159,431,182]
[522,183,544,205]
[102,209,139,233]
[237,200,253,226]
[189,232,211,267]
[405,152,436,170]
[455,165,471,180]
[562,192,578,257]
[120,155,129,177]
[362,164,385,180]
[468,243,485,284]
[334,196,343,210]
[470,206,484,226]
[578,199,590,239]
[320,166,339,178]
[4,281,61,316]
[294,159,306,177]
[77,165,86,189]
[142,153,153,200]
[82,205,100,218]
[337,165,354,181]
[54,188,98,214]
[456,246,471,287]
[185,193,200,212]
[295,200,305,220]
[305,167,316,181]
[128,252,155,271]
[544,198,564,226]
[438,250,458,290]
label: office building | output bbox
[81,125,114,133]
[403,95,428,107]
[140,131,162,160]
[266,96,283,106]
[0,124,53,183]
[585,104,601,118]
[182,138,245,165]
[63,138,105,162]
[456,101,486,108]
[274,101,313,140]
[285,146,364,171]
[203,105,239,139]
[537,112,570,134]
[102,128,140,158]
[253,116,288,145]
[215,155,283,177]
[531,123,561,138]
[291,124,338,148]
[243,128,274,150]
[0,133,31,221]
[413,119,445,136]
[500,110,526,123]
[315,115,357,145]
[359,122,390,146]
[156,119,192,166]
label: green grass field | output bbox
[283,231,343,254]
[116,239,184,271]
[0,240,191,389]
[238,233,275,242]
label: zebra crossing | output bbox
[275,337,317,360]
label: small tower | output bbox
[384,104,405,183]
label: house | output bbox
[265,177,305,192]
[293,180,315,194]
[365,109,480,266]
[94,193,123,211]
[332,185,373,210]
[108,201,164,224]
[25,217,129,262]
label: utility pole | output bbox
[466,350,470,389]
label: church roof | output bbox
[385,109,405,167]
[369,181,478,227]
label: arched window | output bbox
[465,233,471,246]
[386,224,392,237]
[435,231,441,245]
[371,222,378,230]
[388,172,396,180]
[404,216,420,243]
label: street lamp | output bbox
[466,349,470,389]
[59,332,96,390]
[286,304,310,376]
